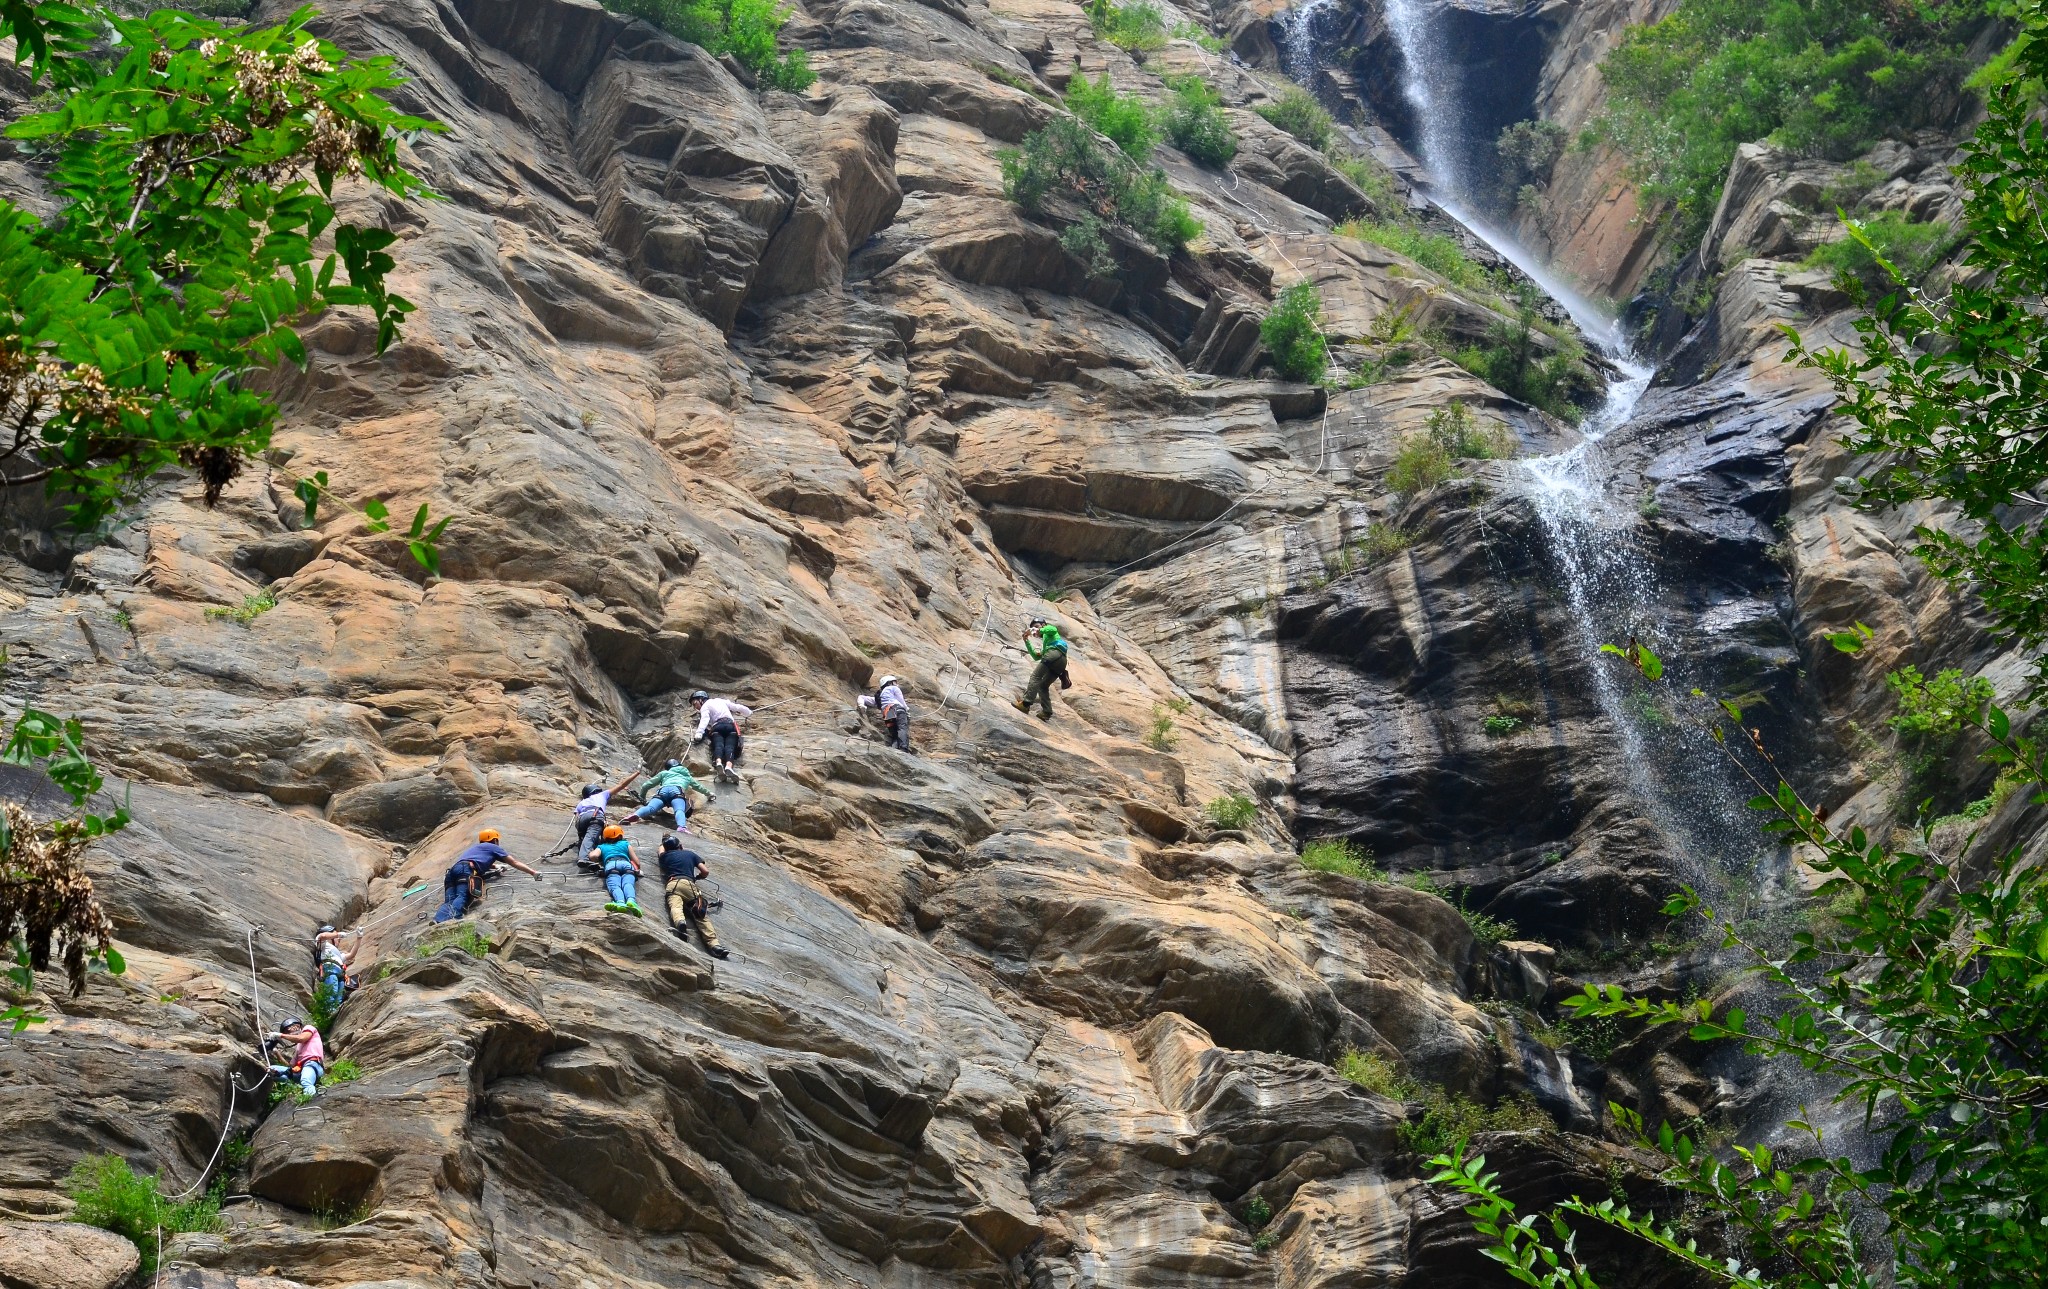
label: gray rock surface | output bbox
[0,0,2025,1284]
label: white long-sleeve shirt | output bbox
[692,698,752,740]
[859,683,907,715]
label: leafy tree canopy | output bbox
[1596,0,2004,245]
[1,1,438,542]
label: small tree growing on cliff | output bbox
[1000,115,1200,271]
[1260,282,1328,384]
[611,0,816,90]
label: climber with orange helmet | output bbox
[433,828,541,923]
[588,823,644,916]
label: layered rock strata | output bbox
[0,0,2032,1285]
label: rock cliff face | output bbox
[0,0,2029,1286]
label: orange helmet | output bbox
[478,829,500,843]
[602,824,624,840]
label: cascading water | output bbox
[1281,0,1756,868]
[1381,0,1474,199]
[1279,0,1341,89]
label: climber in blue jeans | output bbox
[434,830,542,923]
[589,823,644,915]
[628,758,712,830]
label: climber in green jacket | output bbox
[1014,617,1072,720]
[628,758,713,829]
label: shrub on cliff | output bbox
[1001,116,1201,270]
[1087,0,1167,53]
[1593,0,2000,245]
[67,1156,224,1272]
[1162,75,1238,169]
[1065,73,1158,161]
[1255,87,1333,152]
[1260,282,1329,384]
[1801,209,1956,289]
[612,0,816,90]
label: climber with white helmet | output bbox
[312,924,356,1013]
[628,757,713,829]
[857,674,912,752]
[689,690,752,784]
[1014,617,1072,721]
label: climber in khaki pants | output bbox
[656,834,729,959]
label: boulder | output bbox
[0,1221,140,1289]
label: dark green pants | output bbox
[1021,658,1065,717]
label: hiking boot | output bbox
[604,901,630,914]
[709,946,730,960]
[625,901,643,917]
[1012,699,1028,713]
[673,925,690,940]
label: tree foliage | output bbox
[1789,0,2048,692]
[1000,114,1200,272]
[1595,0,2002,244]
[1,703,127,1031]
[610,0,815,90]
[1259,281,1327,384]
[0,1,439,543]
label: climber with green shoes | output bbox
[1014,617,1071,720]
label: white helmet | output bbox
[878,675,899,689]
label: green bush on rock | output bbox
[1260,282,1329,384]
[1161,75,1238,169]
[611,0,816,90]
[1001,116,1200,274]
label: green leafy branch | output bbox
[283,465,451,577]
[0,2,438,533]
[0,704,128,1034]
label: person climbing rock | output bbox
[689,691,752,784]
[264,1018,326,1098]
[313,925,355,1012]
[589,824,643,915]
[1014,617,1071,720]
[857,675,912,752]
[629,758,713,829]
[571,771,636,861]
[655,834,728,959]
[434,829,542,923]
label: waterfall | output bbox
[1273,0,1759,870]
[1278,0,1341,88]
[1381,0,1474,200]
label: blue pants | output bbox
[271,1060,323,1096]
[433,877,473,923]
[604,868,637,905]
[318,963,347,1009]
[632,786,688,822]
